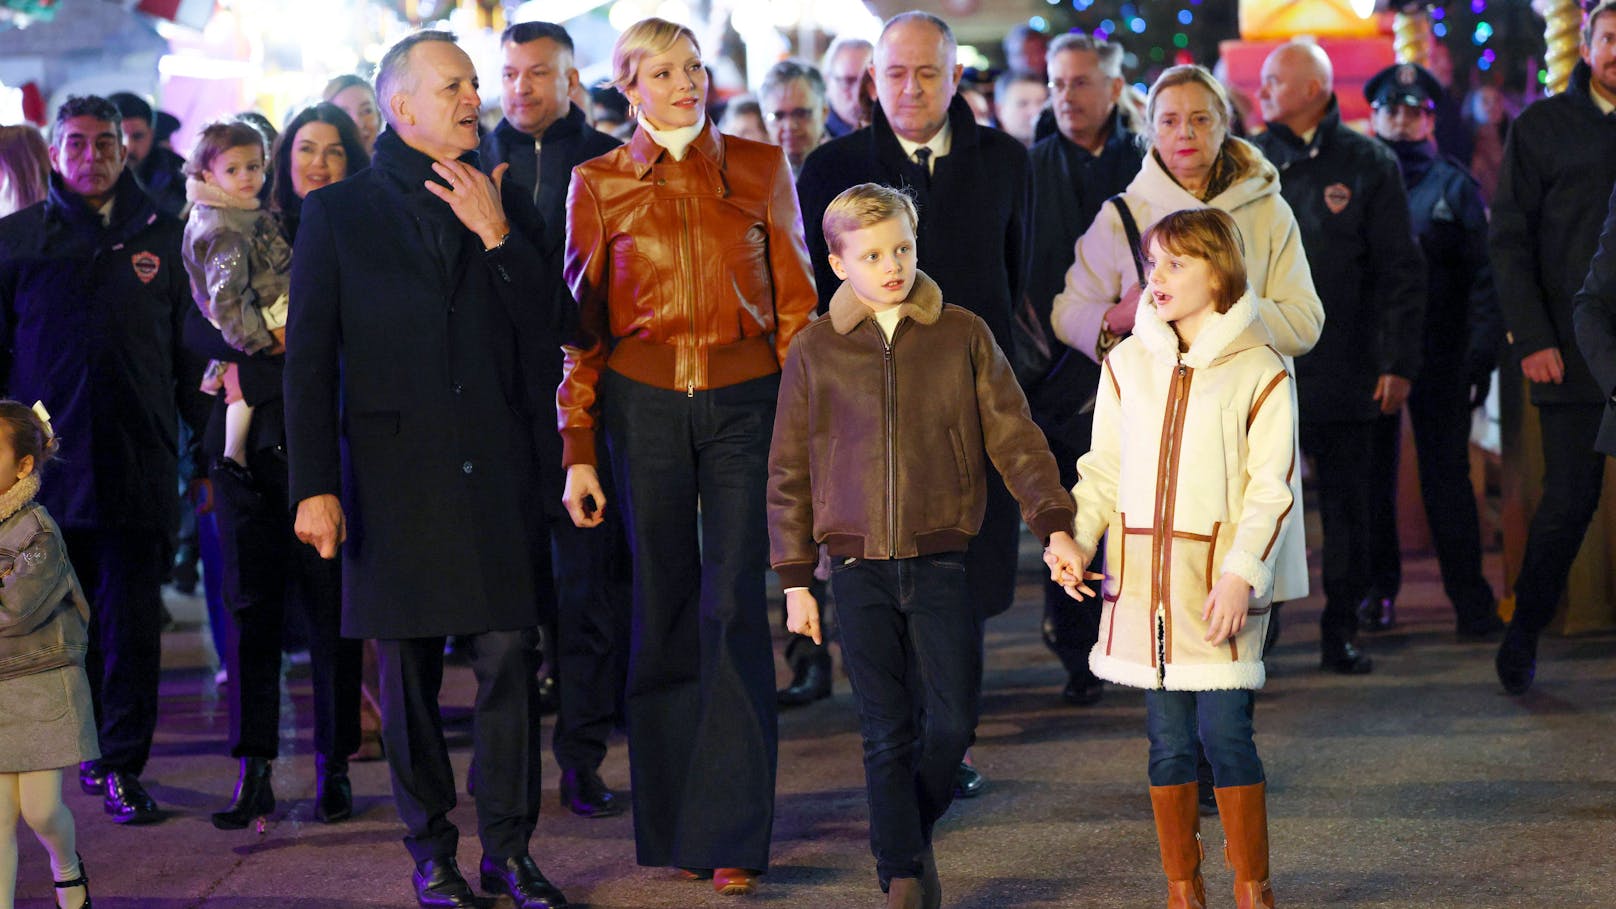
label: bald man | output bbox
[1252,42,1426,676]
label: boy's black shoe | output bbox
[953,762,985,799]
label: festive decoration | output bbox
[1537,0,1579,93]
[1393,4,1433,65]
[1238,0,1380,41]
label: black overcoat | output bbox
[1573,181,1616,456]
[284,128,555,639]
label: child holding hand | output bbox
[1056,208,1296,909]
[768,183,1083,909]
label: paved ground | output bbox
[11,537,1616,908]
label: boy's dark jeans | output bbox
[1145,689,1264,788]
[830,552,982,889]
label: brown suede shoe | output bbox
[713,868,758,896]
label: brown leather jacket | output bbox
[767,272,1076,588]
[560,121,817,467]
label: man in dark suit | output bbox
[1575,182,1616,456]
[284,31,566,909]
[107,92,186,217]
[1026,31,1140,708]
[479,19,630,823]
[796,10,1032,799]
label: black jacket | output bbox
[796,93,1031,356]
[1490,61,1616,405]
[1387,138,1503,379]
[480,105,619,510]
[0,169,208,532]
[135,147,188,219]
[1253,98,1426,423]
[1573,181,1616,455]
[283,128,556,639]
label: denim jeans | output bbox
[830,552,982,889]
[1145,689,1264,788]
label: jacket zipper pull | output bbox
[687,382,694,398]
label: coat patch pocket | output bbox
[0,671,70,723]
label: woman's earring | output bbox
[628,103,639,120]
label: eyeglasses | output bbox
[765,107,818,124]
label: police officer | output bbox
[1360,63,1505,639]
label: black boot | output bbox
[212,757,274,830]
[315,754,352,823]
[776,651,832,708]
[1496,623,1538,695]
[1320,633,1374,674]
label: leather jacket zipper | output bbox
[679,197,695,396]
[883,327,897,558]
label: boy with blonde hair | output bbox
[767,183,1083,909]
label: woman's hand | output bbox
[425,159,512,250]
[1106,282,1144,335]
[786,588,822,645]
[562,464,607,528]
[1202,572,1252,645]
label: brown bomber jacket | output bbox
[559,121,818,467]
[767,271,1076,589]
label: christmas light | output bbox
[1178,9,1192,24]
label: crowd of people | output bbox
[1,3,1615,908]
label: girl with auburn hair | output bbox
[0,125,49,218]
[558,16,817,897]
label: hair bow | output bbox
[31,401,54,440]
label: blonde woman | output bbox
[0,125,49,218]
[559,17,817,896]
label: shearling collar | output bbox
[0,474,40,525]
[828,270,944,334]
[1134,291,1266,369]
[185,177,260,211]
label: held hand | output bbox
[786,588,823,645]
[1106,283,1144,335]
[562,464,607,528]
[1372,374,1412,414]
[1520,347,1565,385]
[1201,572,1252,646]
[294,493,346,560]
[424,160,511,249]
[1044,532,1103,600]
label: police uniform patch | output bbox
[131,251,160,284]
[1323,183,1351,214]
[1396,64,1417,86]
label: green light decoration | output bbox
[1,0,58,19]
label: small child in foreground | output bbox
[181,119,292,470]
[1058,207,1296,908]
[767,182,1084,909]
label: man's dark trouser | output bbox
[65,529,167,777]
[1300,420,1376,642]
[1510,402,1606,634]
[1042,440,1102,679]
[549,482,632,775]
[212,447,361,761]
[602,370,778,871]
[1365,369,1497,626]
[831,553,981,890]
[377,630,541,865]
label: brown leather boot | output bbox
[1150,782,1207,909]
[886,877,924,909]
[1214,782,1276,908]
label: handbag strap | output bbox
[1108,194,1146,287]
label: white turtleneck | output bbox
[638,115,706,161]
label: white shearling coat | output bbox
[1073,293,1296,691]
[1052,142,1322,602]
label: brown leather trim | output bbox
[608,334,780,393]
[1172,530,1214,543]
[1246,370,1289,432]
[1104,356,1120,399]
[1149,372,1177,665]
[1107,517,1125,654]
[1229,636,1239,661]
[1205,522,1220,586]
[1260,448,1297,560]
[1124,526,1154,536]
[1159,367,1194,666]
[1246,606,1271,615]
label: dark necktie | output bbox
[913,147,932,188]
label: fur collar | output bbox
[186,177,261,211]
[828,270,944,334]
[0,474,40,524]
[1134,291,1266,368]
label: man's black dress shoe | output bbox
[78,763,106,796]
[1496,623,1538,695]
[480,854,569,909]
[953,761,985,799]
[1320,636,1374,675]
[413,857,477,908]
[776,654,832,708]
[211,757,273,830]
[1062,673,1104,706]
[103,771,161,825]
[559,767,623,818]
[315,754,352,823]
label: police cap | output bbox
[1363,63,1442,111]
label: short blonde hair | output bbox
[1141,208,1248,315]
[611,18,701,93]
[822,183,918,256]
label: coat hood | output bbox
[1129,137,1280,215]
[1133,290,1268,369]
[828,269,944,334]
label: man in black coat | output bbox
[1361,63,1505,640]
[284,32,566,909]
[1575,181,1616,456]
[0,95,209,825]
[1490,1,1616,696]
[480,19,630,823]
[108,91,187,218]
[796,10,1031,798]
[1026,32,1140,707]
[1253,42,1426,676]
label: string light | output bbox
[1178,9,1192,25]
